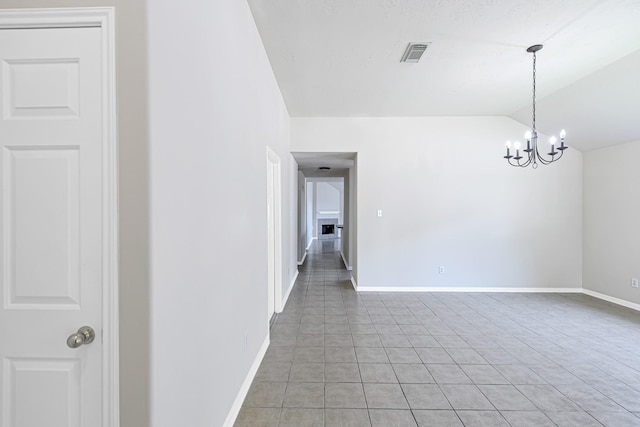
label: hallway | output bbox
[235,240,640,426]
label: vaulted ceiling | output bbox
[248,0,640,151]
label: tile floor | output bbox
[235,239,640,426]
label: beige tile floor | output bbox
[235,239,640,426]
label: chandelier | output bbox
[504,44,566,168]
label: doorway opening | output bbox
[291,152,357,284]
[266,147,282,326]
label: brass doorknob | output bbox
[67,326,95,348]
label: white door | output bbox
[0,26,104,427]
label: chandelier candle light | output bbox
[504,44,567,168]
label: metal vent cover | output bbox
[401,43,430,63]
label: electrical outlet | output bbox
[377,209,383,217]
[632,278,638,288]
[439,266,445,274]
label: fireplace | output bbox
[322,224,335,235]
[318,218,339,240]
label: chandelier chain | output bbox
[532,51,536,132]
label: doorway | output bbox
[291,152,357,282]
[266,147,282,325]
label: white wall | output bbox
[292,117,583,289]
[147,1,295,426]
[584,139,640,305]
[317,182,341,215]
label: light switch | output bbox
[377,210,383,217]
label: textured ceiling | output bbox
[248,0,640,151]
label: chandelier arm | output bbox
[536,150,553,165]
[526,151,535,167]
[513,155,531,168]
[537,155,554,165]
[536,149,562,165]
[548,149,564,163]
[509,159,529,168]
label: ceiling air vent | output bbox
[401,43,430,63]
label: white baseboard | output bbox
[306,238,316,250]
[350,276,358,291]
[582,288,640,312]
[223,335,270,427]
[351,284,640,312]
[340,251,352,271]
[297,251,307,266]
[278,270,298,312]
[356,286,582,293]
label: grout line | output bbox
[261,240,640,426]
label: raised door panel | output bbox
[3,59,80,119]
[3,147,80,308]
[2,358,80,427]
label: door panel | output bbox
[0,27,103,427]
[5,147,80,307]
[4,58,80,119]
[4,358,81,427]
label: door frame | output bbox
[0,8,119,426]
[266,147,283,315]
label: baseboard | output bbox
[278,270,298,312]
[306,238,316,250]
[349,284,640,312]
[350,276,358,291]
[356,286,582,293]
[297,251,307,266]
[582,289,640,312]
[223,335,270,427]
[340,251,352,271]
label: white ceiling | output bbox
[248,0,640,151]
